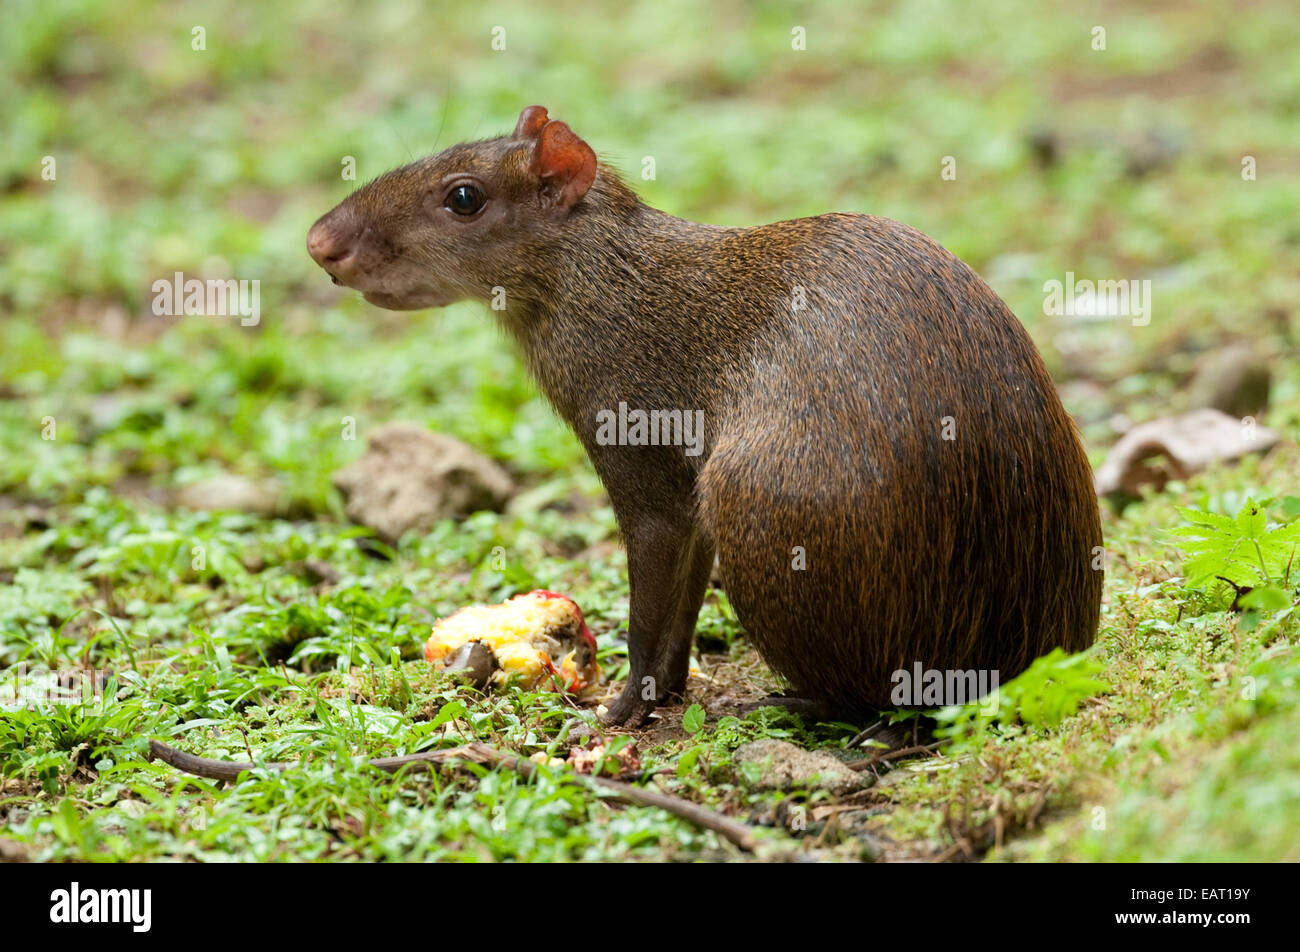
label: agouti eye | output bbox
[446,184,485,216]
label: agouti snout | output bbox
[309,105,1103,727]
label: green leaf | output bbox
[1170,499,1300,591]
[676,744,704,777]
[427,700,469,731]
[1239,586,1294,612]
[682,703,706,734]
[934,648,1109,750]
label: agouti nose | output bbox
[306,217,360,278]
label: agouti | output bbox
[307,105,1103,726]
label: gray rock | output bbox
[733,739,868,795]
[332,422,514,544]
[1183,343,1271,419]
[1093,407,1280,498]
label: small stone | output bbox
[442,641,498,690]
[1094,407,1281,498]
[733,739,867,795]
[331,423,514,544]
[1183,343,1271,419]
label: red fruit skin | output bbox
[524,589,598,652]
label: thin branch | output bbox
[848,742,941,771]
[147,740,763,852]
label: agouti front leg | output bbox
[602,519,715,726]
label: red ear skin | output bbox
[513,105,550,139]
[529,120,598,210]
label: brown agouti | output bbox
[307,105,1103,726]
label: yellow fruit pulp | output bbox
[426,593,583,689]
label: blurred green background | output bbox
[3,0,1297,512]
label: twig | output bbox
[846,721,884,748]
[235,726,255,764]
[147,739,763,852]
[848,742,941,771]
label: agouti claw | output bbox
[600,685,661,728]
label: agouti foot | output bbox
[600,685,662,727]
[736,694,834,720]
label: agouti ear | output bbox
[529,120,597,211]
[514,105,550,139]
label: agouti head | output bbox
[307,106,613,310]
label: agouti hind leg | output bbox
[601,523,715,727]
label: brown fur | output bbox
[307,107,1103,725]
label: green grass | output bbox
[1,0,1299,861]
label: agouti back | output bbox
[308,105,1103,726]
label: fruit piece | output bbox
[567,739,642,778]
[424,590,599,693]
